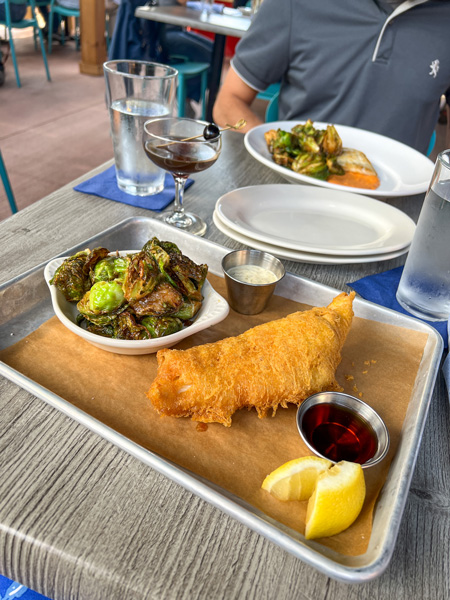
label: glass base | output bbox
[153,210,207,236]
[396,291,449,322]
[117,180,165,197]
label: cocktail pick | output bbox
[156,119,247,148]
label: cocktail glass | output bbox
[143,117,222,236]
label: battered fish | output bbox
[147,292,355,427]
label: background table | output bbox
[135,5,251,120]
[0,132,448,600]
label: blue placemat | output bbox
[347,266,448,349]
[74,166,194,212]
[0,575,50,600]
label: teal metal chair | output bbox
[171,56,209,119]
[257,82,280,103]
[264,89,279,123]
[47,0,80,54]
[0,0,51,87]
[0,150,18,214]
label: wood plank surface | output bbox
[0,132,448,599]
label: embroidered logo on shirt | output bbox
[429,59,440,78]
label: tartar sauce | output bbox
[228,264,278,285]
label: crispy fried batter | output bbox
[147,292,355,427]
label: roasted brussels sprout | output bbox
[292,152,329,180]
[321,125,343,156]
[172,300,202,320]
[141,316,183,338]
[122,250,161,302]
[51,237,209,341]
[130,281,184,316]
[92,256,128,283]
[50,247,109,302]
[77,291,126,326]
[89,280,125,313]
[115,311,150,340]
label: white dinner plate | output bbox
[213,210,409,265]
[244,121,434,198]
[215,184,416,256]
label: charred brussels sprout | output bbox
[89,281,125,313]
[115,311,150,340]
[321,125,343,156]
[92,256,128,283]
[141,316,183,338]
[50,247,109,302]
[292,153,329,180]
[122,250,161,302]
[172,300,202,320]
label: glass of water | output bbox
[396,149,450,321]
[103,60,178,197]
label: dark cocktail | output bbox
[143,117,222,236]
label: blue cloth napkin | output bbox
[0,574,50,600]
[347,266,448,349]
[444,345,450,397]
[186,1,224,13]
[74,166,194,212]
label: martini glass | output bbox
[143,117,222,236]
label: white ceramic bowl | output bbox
[44,251,229,355]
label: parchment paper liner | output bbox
[0,274,427,556]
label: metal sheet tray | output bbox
[0,217,443,583]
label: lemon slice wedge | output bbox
[305,460,365,539]
[261,456,332,502]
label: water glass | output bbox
[201,0,214,17]
[396,149,450,321]
[103,60,177,196]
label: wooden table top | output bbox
[0,132,448,600]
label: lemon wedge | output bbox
[305,460,365,540]
[261,456,332,502]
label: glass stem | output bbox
[173,175,188,216]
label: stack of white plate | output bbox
[213,184,416,265]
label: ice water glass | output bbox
[103,60,177,197]
[201,0,214,17]
[396,149,450,321]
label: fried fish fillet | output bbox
[147,292,355,427]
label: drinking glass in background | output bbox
[396,149,450,321]
[103,60,178,196]
[201,0,214,17]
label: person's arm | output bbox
[213,66,262,133]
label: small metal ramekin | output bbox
[296,391,390,469]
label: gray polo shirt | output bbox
[232,0,450,153]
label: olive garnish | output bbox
[203,123,221,140]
